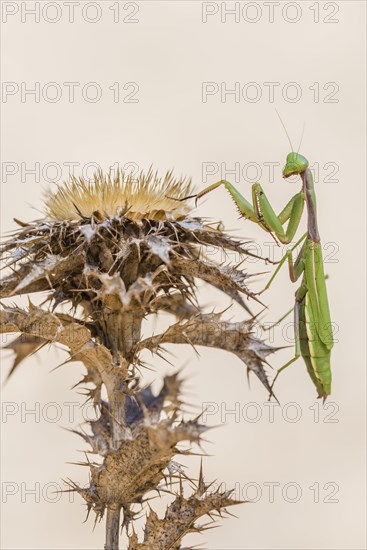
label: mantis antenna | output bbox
[275,108,294,151]
[297,122,306,155]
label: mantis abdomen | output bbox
[300,292,332,398]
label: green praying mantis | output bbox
[185,140,334,399]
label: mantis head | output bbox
[283,152,309,178]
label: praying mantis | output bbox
[189,147,334,399]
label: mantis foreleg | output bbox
[195,180,305,244]
[257,232,307,295]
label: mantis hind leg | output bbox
[270,292,303,396]
[270,282,328,399]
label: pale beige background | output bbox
[1,1,366,549]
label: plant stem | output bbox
[103,312,143,549]
[105,507,121,550]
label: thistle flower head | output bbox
[44,168,194,222]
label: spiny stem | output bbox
[103,310,142,547]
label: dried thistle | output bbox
[1,168,277,549]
